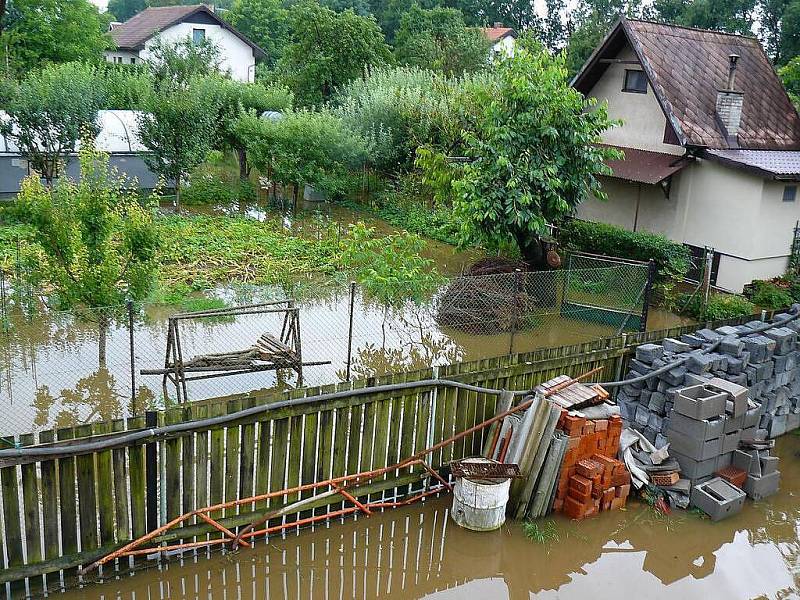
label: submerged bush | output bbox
[679,293,755,321]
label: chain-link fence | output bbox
[0,262,653,438]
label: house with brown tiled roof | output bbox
[481,23,516,58]
[106,4,264,82]
[572,18,800,292]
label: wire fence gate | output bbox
[0,260,654,438]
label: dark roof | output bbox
[602,144,691,184]
[704,149,800,180]
[110,4,264,57]
[481,27,516,42]
[573,19,800,151]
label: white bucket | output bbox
[451,458,512,531]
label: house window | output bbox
[113,56,123,64]
[623,69,647,93]
[783,185,797,202]
[193,28,206,45]
[130,57,136,65]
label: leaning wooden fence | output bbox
[0,313,766,591]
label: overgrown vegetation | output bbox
[678,292,755,321]
[746,279,794,309]
[522,519,560,545]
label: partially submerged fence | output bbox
[0,312,766,594]
[0,263,653,438]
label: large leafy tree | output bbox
[1,62,106,186]
[146,36,222,89]
[780,0,800,63]
[15,144,160,367]
[394,4,490,74]
[278,0,391,106]
[137,77,221,212]
[107,0,147,21]
[421,40,619,267]
[649,0,756,34]
[225,0,290,67]
[0,0,110,74]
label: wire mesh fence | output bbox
[0,262,653,438]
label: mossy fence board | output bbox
[0,313,764,589]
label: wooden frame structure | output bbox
[142,301,327,402]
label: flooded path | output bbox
[57,434,800,599]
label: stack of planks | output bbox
[183,333,297,370]
[253,333,297,363]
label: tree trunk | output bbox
[174,179,181,214]
[236,146,249,180]
[512,228,546,270]
[98,314,109,368]
[0,0,6,36]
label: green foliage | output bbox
[107,0,146,21]
[679,293,755,321]
[236,109,368,198]
[277,0,392,106]
[522,519,560,545]
[0,0,110,75]
[748,280,794,309]
[650,0,756,35]
[14,143,160,310]
[137,77,222,210]
[182,166,257,205]
[95,63,154,110]
[430,40,619,264]
[340,222,443,303]
[146,37,222,90]
[225,0,290,67]
[780,56,800,109]
[558,219,691,284]
[393,4,490,75]
[1,62,106,185]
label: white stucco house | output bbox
[573,19,800,293]
[105,4,264,82]
[481,24,516,59]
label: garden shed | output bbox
[0,110,162,198]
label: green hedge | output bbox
[557,219,691,283]
[678,293,755,321]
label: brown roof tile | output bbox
[481,27,516,42]
[601,144,690,184]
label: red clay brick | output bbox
[569,474,592,495]
[616,484,630,498]
[563,496,586,519]
[576,458,603,479]
[595,419,608,431]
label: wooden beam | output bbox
[599,59,640,64]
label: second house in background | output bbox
[105,4,265,82]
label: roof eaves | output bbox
[569,17,624,89]
[701,150,800,180]
[620,18,689,148]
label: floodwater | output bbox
[57,434,800,599]
[0,201,689,437]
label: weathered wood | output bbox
[164,409,182,522]
[111,419,130,543]
[239,397,257,505]
[127,415,147,540]
[19,433,42,567]
[91,421,115,548]
[224,398,243,518]
[75,423,98,554]
[38,430,59,563]
[57,427,79,565]
[208,400,226,520]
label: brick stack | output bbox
[553,413,631,519]
[616,316,800,444]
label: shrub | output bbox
[557,219,691,284]
[679,293,755,321]
[182,168,256,205]
[748,280,793,310]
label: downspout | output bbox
[633,182,642,231]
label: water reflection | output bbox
[59,437,800,600]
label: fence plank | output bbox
[38,430,59,564]
[75,423,98,554]
[1,462,23,574]
[127,415,147,541]
[111,419,130,544]
[192,405,209,518]
[164,409,182,522]
[269,417,289,512]
[56,427,79,567]
[254,412,271,512]
[209,399,226,521]
[224,398,243,519]
[239,397,257,504]
[347,403,362,476]
[19,433,42,567]
[93,421,116,547]
[300,408,318,518]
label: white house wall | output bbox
[491,36,515,58]
[587,45,683,156]
[105,50,140,65]
[142,22,255,82]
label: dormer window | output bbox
[623,69,647,93]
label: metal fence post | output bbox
[145,411,159,531]
[509,270,523,355]
[346,281,356,381]
[128,300,137,411]
[640,259,657,332]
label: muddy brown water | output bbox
[55,434,800,599]
[0,201,688,437]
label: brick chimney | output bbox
[716,54,744,145]
[493,21,504,27]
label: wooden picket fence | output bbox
[0,313,765,592]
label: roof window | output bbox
[623,69,647,94]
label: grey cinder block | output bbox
[691,477,746,521]
[668,412,724,441]
[672,450,718,480]
[674,384,727,420]
[743,471,780,500]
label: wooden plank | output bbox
[269,417,289,513]
[346,403,362,476]
[430,371,445,469]
[126,415,147,540]
[164,409,182,522]
[19,433,42,567]
[359,398,377,476]
[300,408,318,517]
[453,363,470,460]
[208,399,226,521]
[317,406,334,484]
[180,405,196,522]
[286,414,303,506]
[93,421,115,546]
[254,414,271,512]
[57,427,79,564]
[1,462,23,571]
[331,383,350,479]
[224,398,243,518]
[239,396,257,506]
[38,430,60,563]
[191,405,209,516]
[75,423,98,554]
[111,419,130,543]
[440,365,457,465]
[371,394,391,502]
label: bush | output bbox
[679,293,755,321]
[748,280,793,310]
[182,166,257,205]
[557,219,691,284]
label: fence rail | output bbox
[0,310,770,595]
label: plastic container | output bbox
[451,458,512,531]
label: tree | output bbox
[107,0,147,21]
[1,63,106,186]
[649,0,756,35]
[15,144,160,367]
[0,0,110,75]
[420,41,619,267]
[780,0,800,63]
[277,0,391,106]
[758,0,790,62]
[394,4,490,75]
[225,0,290,67]
[146,36,222,89]
[137,77,221,212]
[780,55,800,106]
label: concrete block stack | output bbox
[553,413,631,519]
[616,317,800,445]
[732,447,781,500]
